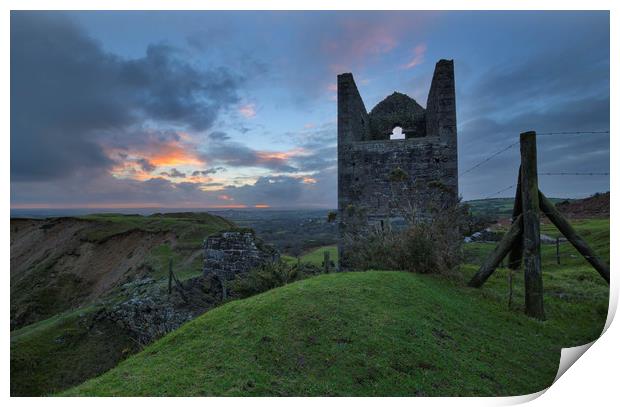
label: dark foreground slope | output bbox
[65,269,607,397]
[11,212,233,396]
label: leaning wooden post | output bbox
[323,251,330,273]
[539,190,610,284]
[220,274,228,300]
[468,214,523,288]
[520,131,545,320]
[168,258,173,295]
[508,166,523,269]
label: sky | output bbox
[10,11,610,209]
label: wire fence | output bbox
[459,140,520,177]
[459,129,610,198]
[537,130,610,136]
[539,172,609,176]
[483,183,518,200]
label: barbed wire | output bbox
[537,130,609,136]
[460,130,610,179]
[459,141,519,177]
[539,172,609,176]
[483,183,517,199]
[463,129,610,200]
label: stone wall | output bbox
[203,230,279,281]
[337,59,458,270]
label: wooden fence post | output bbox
[508,166,523,269]
[556,237,561,265]
[468,214,523,288]
[324,251,330,273]
[520,131,545,320]
[539,190,610,284]
[168,258,173,295]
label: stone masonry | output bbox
[203,230,279,281]
[338,59,458,270]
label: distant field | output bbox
[283,245,339,267]
[465,197,570,218]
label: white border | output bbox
[3,1,617,405]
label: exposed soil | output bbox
[555,192,609,219]
[10,217,174,329]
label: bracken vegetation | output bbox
[343,204,464,277]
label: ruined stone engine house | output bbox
[338,59,458,269]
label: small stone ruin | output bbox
[203,230,279,281]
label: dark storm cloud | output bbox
[11,12,243,182]
[191,167,226,176]
[205,134,299,173]
[221,167,337,208]
[223,176,304,206]
[120,43,242,131]
[136,158,157,172]
[458,93,610,199]
[457,30,609,200]
[207,131,231,141]
[291,146,337,172]
[160,168,186,178]
[11,172,213,207]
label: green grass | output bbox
[283,245,339,267]
[465,197,570,218]
[64,244,608,397]
[79,212,233,246]
[64,218,608,396]
[465,218,609,266]
[11,306,139,396]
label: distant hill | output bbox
[555,192,609,218]
[465,193,608,219]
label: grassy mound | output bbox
[10,306,138,396]
[64,267,607,396]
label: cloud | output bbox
[10,12,243,183]
[458,95,609,200]
[204,133,301,173]
[191,167,226,176]
[136,158,157,173]
[103,129,205,180]
[219,164,337,208]
[159,168,186,178]
[207,131,231,141]
[238,103,257,118]
[402,43,427,69]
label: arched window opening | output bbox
[390,126,405,140]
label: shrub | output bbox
[343,203,464,278]
[232,261,323,298]
[327,211,337,223]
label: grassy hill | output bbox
[13,209,609,396]
[64,251,608,396]
[465,197,570,218]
